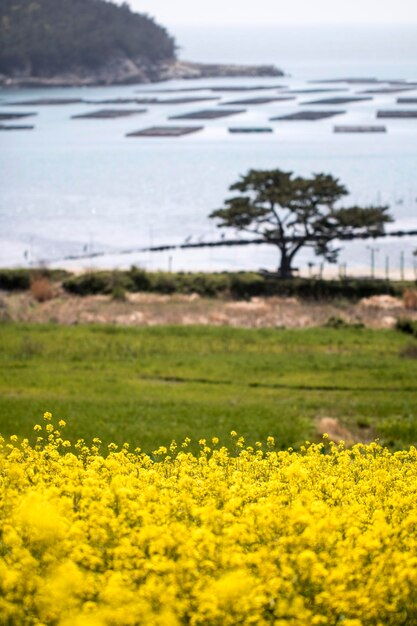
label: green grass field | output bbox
[0,323,416,451]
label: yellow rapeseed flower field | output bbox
[1,413,417,625]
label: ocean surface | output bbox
[1,23,417,277]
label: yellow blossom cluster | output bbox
[1,414,417,625]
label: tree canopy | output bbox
[210,169,393,278]
[0,0,176,76]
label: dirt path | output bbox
[1,291,415,328]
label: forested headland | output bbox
[0,0,176,83]
[0,0,283,85]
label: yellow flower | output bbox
[1,421,417,625]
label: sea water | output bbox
[1,23,417,277]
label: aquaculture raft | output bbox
[228,127,273,133]
[6,98,83,105]
[359,87,417,94]
[126,126,204,137]
[0,112,37,120]
[152,97,220,104]
[270,110,346,121]
[0,124,34,131]
[169,109,246,120]
[301,97,373,105]
[334,125,387,133]
[72,109,147,119]
[220,97,295,105]
[309,77,379,84]
[282,88,349,94]
[396,98,417,104]
[83,98,158,105]
[377,110,417,118]
[209,84,286,91]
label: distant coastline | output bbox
[0,60,284,88]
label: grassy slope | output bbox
[0,323,416,451]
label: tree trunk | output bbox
[278,248,293,279]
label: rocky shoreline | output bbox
[0,59,284,88]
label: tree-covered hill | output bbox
[0,0,176,79]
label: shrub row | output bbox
[1,267,414,301]
[0,268,70,291]
[62,267,413,301]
